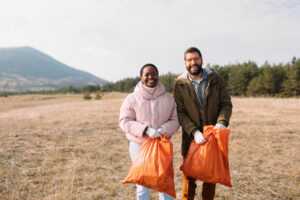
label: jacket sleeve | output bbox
[173,81,198,136]
[160,98,180,138]
[119,96,147,138]
[217,77,233,127]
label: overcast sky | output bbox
[1,0,299,82]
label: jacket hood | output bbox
[134,81,166,100]
[178,68,214,80]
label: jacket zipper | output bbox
[203,77,216,125]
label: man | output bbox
[173,47,232,200]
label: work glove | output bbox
[147,127,161,138]
[194,130,206,144]
[157,128,166,134]
[214,123,226,129]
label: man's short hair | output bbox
[184,47,202,59]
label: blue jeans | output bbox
[129,142,174,200]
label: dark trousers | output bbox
[182,173,216,200]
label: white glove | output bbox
[194,130,206,144]
[147,127,161,138]
[157,128,166,134]
[214,123,226,129]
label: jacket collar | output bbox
[177,68,217,108]
[134,81,166,100]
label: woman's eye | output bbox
[144,73,156,77]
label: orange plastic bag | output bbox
[122,135,176,198]
[180,125,232,187]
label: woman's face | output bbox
[141,66,158,88]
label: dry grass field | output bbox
[0,93,299,200]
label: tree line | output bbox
[101,57,300,97]
[0,85,102,97]
[211,57,299,97]
[1,57,299,97]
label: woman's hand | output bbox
[157,128,166,134]
[147,127,161,138]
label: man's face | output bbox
[185,52,203,75]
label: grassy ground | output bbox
[0,93,299,199]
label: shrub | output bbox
[83,92,92,100]
[95,91,102,100]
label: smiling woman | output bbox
[140,63,159,88]
[119,63,179,200]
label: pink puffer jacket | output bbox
[119,81,179,144]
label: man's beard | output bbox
[187,64,203,75]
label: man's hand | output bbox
[214,123,226,129]
[147,127,161,138]
[194,130,206,144]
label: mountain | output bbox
[0,46,107,91]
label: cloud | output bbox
[0,0,299,81]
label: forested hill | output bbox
[0,46,107,90]
[101,57,300,97]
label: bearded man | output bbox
[173,47,232,200]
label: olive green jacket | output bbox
[174,69,232,157]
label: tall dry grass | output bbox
[0,94,299,199]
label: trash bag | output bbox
[122,134,176,198]
[180,125,232,187]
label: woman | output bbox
[119,63,179,200]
